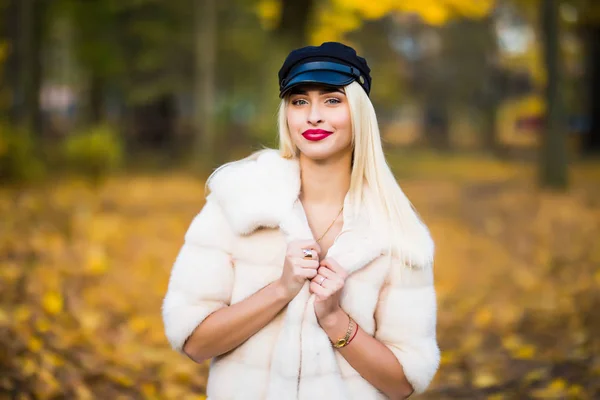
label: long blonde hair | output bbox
[278,81,433,267]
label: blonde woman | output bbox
[162,42,439,400]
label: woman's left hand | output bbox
[310,258,348,324]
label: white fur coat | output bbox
[162,150,440,400]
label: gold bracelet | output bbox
[333,316,355,348]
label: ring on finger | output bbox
[318,276,326,286]
[302,248,313,260]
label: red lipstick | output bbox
[302,129,333,141]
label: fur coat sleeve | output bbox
[162,194,235,352]
[374,259,439,395]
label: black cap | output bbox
[278,42,372,98]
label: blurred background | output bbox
[1,0,599,398]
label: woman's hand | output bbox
[278,240,321,299]
[310,258,348,325]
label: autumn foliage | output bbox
[1,151,599,398]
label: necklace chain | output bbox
[315,205,344,243]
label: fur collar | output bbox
[207,149,302,236]
[207,148,433,269]
[207,149,389,273]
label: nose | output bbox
[307,103,323,125]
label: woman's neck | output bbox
[298,151,352,207]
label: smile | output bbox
[302,129,333,142]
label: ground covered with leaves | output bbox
[1,151,599,399]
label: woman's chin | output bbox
[297,144,350,162]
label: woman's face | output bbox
[286,84,353,162]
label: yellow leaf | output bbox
[185,395,207,400]
[21,357,38,377]
[42,291,63,315]
[463,332,483,351]
[40,352,65,369]
[87,247,108,275]
[141,383,157,398]
[79,310,102,332]
[549,379,567,391]
[14,305,32,322]
[255,0,281,30]
[513,344,536,360]
[502,334,523,351]
[567,384,583,396]
[440,350,457,365]
[38,368,60,396]
[417,3,450,25]
[74,384,94,400]
[27,336,43,352]
[474,308,493,328]
[108,370,134,387]
[35,317,51,333]
[0,262,21,283]
[473,372,498,388]
[497,304,521,326]
[531,378,568,398]
[129,316,149,334]
[524,368,549,383]
[163,384,186,399]
[513,268,538,290]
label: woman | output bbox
[162,42,439,400]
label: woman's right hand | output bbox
[278,240,321,298]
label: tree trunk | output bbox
[583,25,600,155]
[481,99,498,151]
[132,96,175,148]
[277,0,315,48]
[88,74,104,124]
[2,0,17,121]
[13,0,44,135]
[480,18,500,153]
[193,0,217,164]
[31,0,44,136]
[424,101,450,150]
[539,0,568,189]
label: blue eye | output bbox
[326,98,341,104]
[291,99,308,106]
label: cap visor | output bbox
[280,70,355,98]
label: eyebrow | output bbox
[290,87,345,95]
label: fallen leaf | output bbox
[42,291,63,315]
